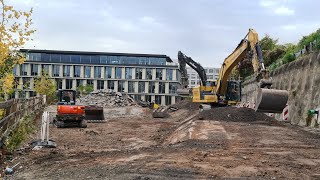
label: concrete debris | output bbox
[77,89,137,107]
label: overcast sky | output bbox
[9,0,320,67]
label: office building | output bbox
[187,67,220,88]
[13,49,180,105]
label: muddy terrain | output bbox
[4,103,320,179]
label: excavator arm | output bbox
[216,29,288,113]
[178,51,207,86]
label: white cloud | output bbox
[259,0,295,16]
[140,16,156,24]
[274,7,295,15]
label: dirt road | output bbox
[5,105,320,179]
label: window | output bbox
[22,78,30,89]
[41,64,50,75]
[169,83,177,94]
[165,96,172,105]
[138,82,145,93]
[66,79,73,89]
[30,91,37,97]
[108,81,114,90]
[145,95,151,103]
[115,67,122,79]
[74,66,81,77]
[156,69,162,80]
[13,66,17,76]
[87,80,93,86]
[71,55,80,63]
[136,68,143,79]
[209,69,214,73]
[105,67,112,79]
[85,66,91,78]
[94,66,102,78]
[148,82,155,93]
[134,95,142,101]
[205,69,208,73]
[20,64,28,76]
[118,81,125,92]
[55,79,62,90]
[191,80,195,85]
[91,56,100,64]
[63,65,71,77]
[159,82,165,94]
[155,95,161,104]
[76,79,83,87]
[146,68,153,80]
[52,65,60,77]
[128,81,135,93]
[81,55,91,64]
[166,69,173,80]
[61,55,71,63]
[31,64,38,76]
[207,75,214,79]
[97,80,104,90]
[27,53,41,61]
[50,54,61,63]
[125,68,132,79]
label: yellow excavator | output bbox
[177,29,288,113]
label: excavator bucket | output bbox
[84,106,105,122]
[177,88,191,97]
[255,88,289,113]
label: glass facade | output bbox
[94,66,102,78]
[146,68,152,80]
[156,69,162,80]
[136,68,143,79]
[159,82,165,93]
[26,52,167,66]
[20,64,28,76]
[128,81,135,93]
[166,69,173,80]
[108,81,114,90]
[115,67,122,79]
[85,66,91,78]
[149,82,155,93]
[42,64,50,75]
[118,81,125,92]
[31,64,38,76]
[52,65,60,77]
[66,79,73,89]
[138,82,145,93]
[97,80,104,89]
[76,79,82,87]
[55,79,62,89]
[125,67,133,79]
[74,65,81,77]
[169,83,177,94]
[63,65,71,77]
[105,67,112,79]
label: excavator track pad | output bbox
[255,88,288,113]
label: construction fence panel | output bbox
[0,96,46,147]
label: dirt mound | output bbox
[196,107,274,122]
[170,100,199,110]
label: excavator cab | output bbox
[58,90,76,105]
[225,81,241,105]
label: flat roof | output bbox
[20,49,173,62]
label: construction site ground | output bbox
[6,104,320,180]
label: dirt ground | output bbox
[4,104,320,180]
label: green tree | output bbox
[260,34,278,51]
[34,74,56,103]
[77,85,94,95]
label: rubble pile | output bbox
[77,89,136,107]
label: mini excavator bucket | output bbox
[84,106,105,122]
[255,88,289,113]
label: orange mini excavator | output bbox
[54,89,87,128]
